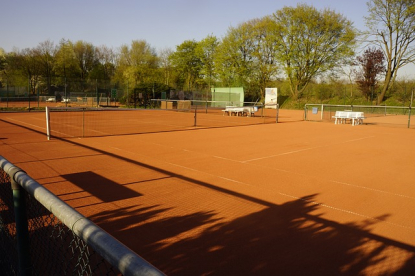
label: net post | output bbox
[408,106,411,128]
[276,104,279,123]
[304,104,307,121]
[194,105,197,127]
[45,106,51,140]
[82,108,85,138]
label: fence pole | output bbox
[408,89,414,128]
[9,166,32,275]
[304,105,307,121]
[82,108,85,138]
[276,104,279,123]
[194,105,197,127]
[28,77,31,112]
[408,107,411,128]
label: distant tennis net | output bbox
[304,104,414,128]
[46,101,279,139]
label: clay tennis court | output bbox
[1,109,415,275]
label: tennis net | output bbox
[46,102,279,139]
[46,107,195,139]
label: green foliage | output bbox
[114,40,159,89]
[3,2,415,107]
[196,35,219,89]
[169,40,202,91]
[125,82,172,107]
[272,4,357,99]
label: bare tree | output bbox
[365,0,415,103]
[36,40,56,94]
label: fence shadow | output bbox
[62,171,142,202]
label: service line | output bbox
[242,136,375,163]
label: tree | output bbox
[365,0,415,104]
[115,40,158,88]
[13,48,43,95]
[214,20,257,89]
[355,47,386,101]
[272,4,356,99]
[73,41,97,83]
[0,48,6,87]
[169,40,202,91]
[215,18,280,100]
[36,40,56,94]
[158,48,173,86]
[90,45,116,81]
[54,39,80,79]
[196,35,219,92]
[250,16,279,100]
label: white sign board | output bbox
[265,88,278,109]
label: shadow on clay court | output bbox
[2,118,415,275]
[57,139,415,276]
[61,171,142,202]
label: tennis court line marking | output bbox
[189,170,414,231]
[97,142,415,232]
[242,136,375,163]
[279,192,415,231]
[5,117,47,131]
[111,137,415,203]
[137,148,415,231]
[330,180,415,200]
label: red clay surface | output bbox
[1,109,415,275]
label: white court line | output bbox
[102,142,415,232]
[279,192,415,231]
[243,136,375,163]
[5,117,47,131]
[111,137,414,203]
[331,180,415,200]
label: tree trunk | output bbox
[378,69,393,104]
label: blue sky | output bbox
[2,0,368,52]
[2,0,413,78]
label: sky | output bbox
[1,0,414,78]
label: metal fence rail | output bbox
[0,156,164,276]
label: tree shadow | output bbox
[88,193,415,275]
[55,139,415,275]
[4,119,415,275]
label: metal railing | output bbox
[0,156,164,276]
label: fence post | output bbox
[194,105,197,127]
[9,166,32,276]
[276,104,279,123]
[304,105,307,121]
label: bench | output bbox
[332,111,365,126]
[222,106,259,117]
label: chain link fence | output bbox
[0,156,163,276]
[304,104,414,128]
